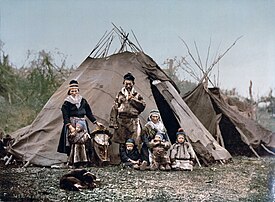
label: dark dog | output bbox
[60,169,100,191]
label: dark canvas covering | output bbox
[9,52,231,166]
[183,83,275,155]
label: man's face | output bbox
[124,80,134,91]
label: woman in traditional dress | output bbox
[57,80,102,165]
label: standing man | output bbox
[109,72,146,145]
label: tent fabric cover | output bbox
[183,83,275,153]
[9,52,231,166]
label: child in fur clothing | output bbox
[170,128,196,171]
[120,138,141,169]
[68,121,92,168]
[149,132,171,171]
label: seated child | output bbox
[149,132,171,171]
[119,138,141,169]
[68,121,92,168]
[170,128,196,171]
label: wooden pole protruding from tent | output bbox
[235,127,260,158]
[216,114,225,148]
[261,144,275,156]
[185,134,201,167]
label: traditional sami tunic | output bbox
[57,96,97,155]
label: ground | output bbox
[0,156,274,202]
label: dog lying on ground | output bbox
[60,169,100,191]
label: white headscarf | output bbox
[146,109,166,133]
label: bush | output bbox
[0,50,73,133]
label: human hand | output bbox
[96,122,104,128]
[129,159,139,164]
[68,125,76,133]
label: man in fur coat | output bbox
[109,72,146,146]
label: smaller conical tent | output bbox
[183,82,275,156]
[9,28,231,167]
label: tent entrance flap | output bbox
[219,115,253,156]
[151,83,180,143]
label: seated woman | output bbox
[119,138,141,169]
[170,128,196,171]
[140,109,170,169]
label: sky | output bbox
[0,0,275,99]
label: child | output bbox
[149,132,171,171]
[68,121,92,168]
[90,125,112,167]
[119,138,141,169]
[170,128,196,171]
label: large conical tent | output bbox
[9,27,231,167]
[183,82,275,156]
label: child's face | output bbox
[126,144,134,151]
[151,115,159,124]
[177,135,185,143]
[75,124,83,132]
[154,135,162,141]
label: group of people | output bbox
[57,72,196,171]
[120,113,196,171]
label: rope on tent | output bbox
[261,144,275,156]
[235,127,260,158]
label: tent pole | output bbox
[261,144,275,156]
[186,136,201,167]
[23,161,30,168]
[216,114,225,147]
[249,146,260,158]
[235,127,260,158]
[5,155,13,166]
[195,155,202,167]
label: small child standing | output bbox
[120,138,141,169]
[68,121,92,168]
[170,128,196,171]
[149,132,171,171]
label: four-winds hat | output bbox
[123,72,135,81]
[126,138,135,146]
[69,80,79,88]
[176,128,186,137]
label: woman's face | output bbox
[70,88,79,97]
[151,115,159,124]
